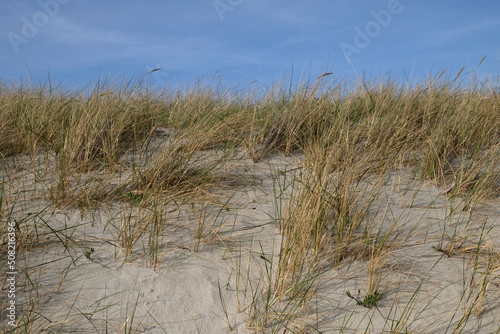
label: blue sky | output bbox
[1,0,499,90]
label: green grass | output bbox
[346,290,383,308]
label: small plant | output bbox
[125,191,146,205]
[84,247,95,260]
[346,289,383,308]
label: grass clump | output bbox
[0,79,160,170]
[346,289,383,309]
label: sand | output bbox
[1,139,500,333]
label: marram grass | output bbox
[1,72,499,333]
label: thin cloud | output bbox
[46,17,138,46]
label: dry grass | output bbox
[1,71,500,333]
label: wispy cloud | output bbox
[47,17,133,46]
[40,16,224,69]
[432,19,500,45]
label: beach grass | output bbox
[1,70,499,333]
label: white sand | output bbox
[2,145,500,333]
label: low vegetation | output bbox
[1,67,499,332]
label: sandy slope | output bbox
[1,146,500,333]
